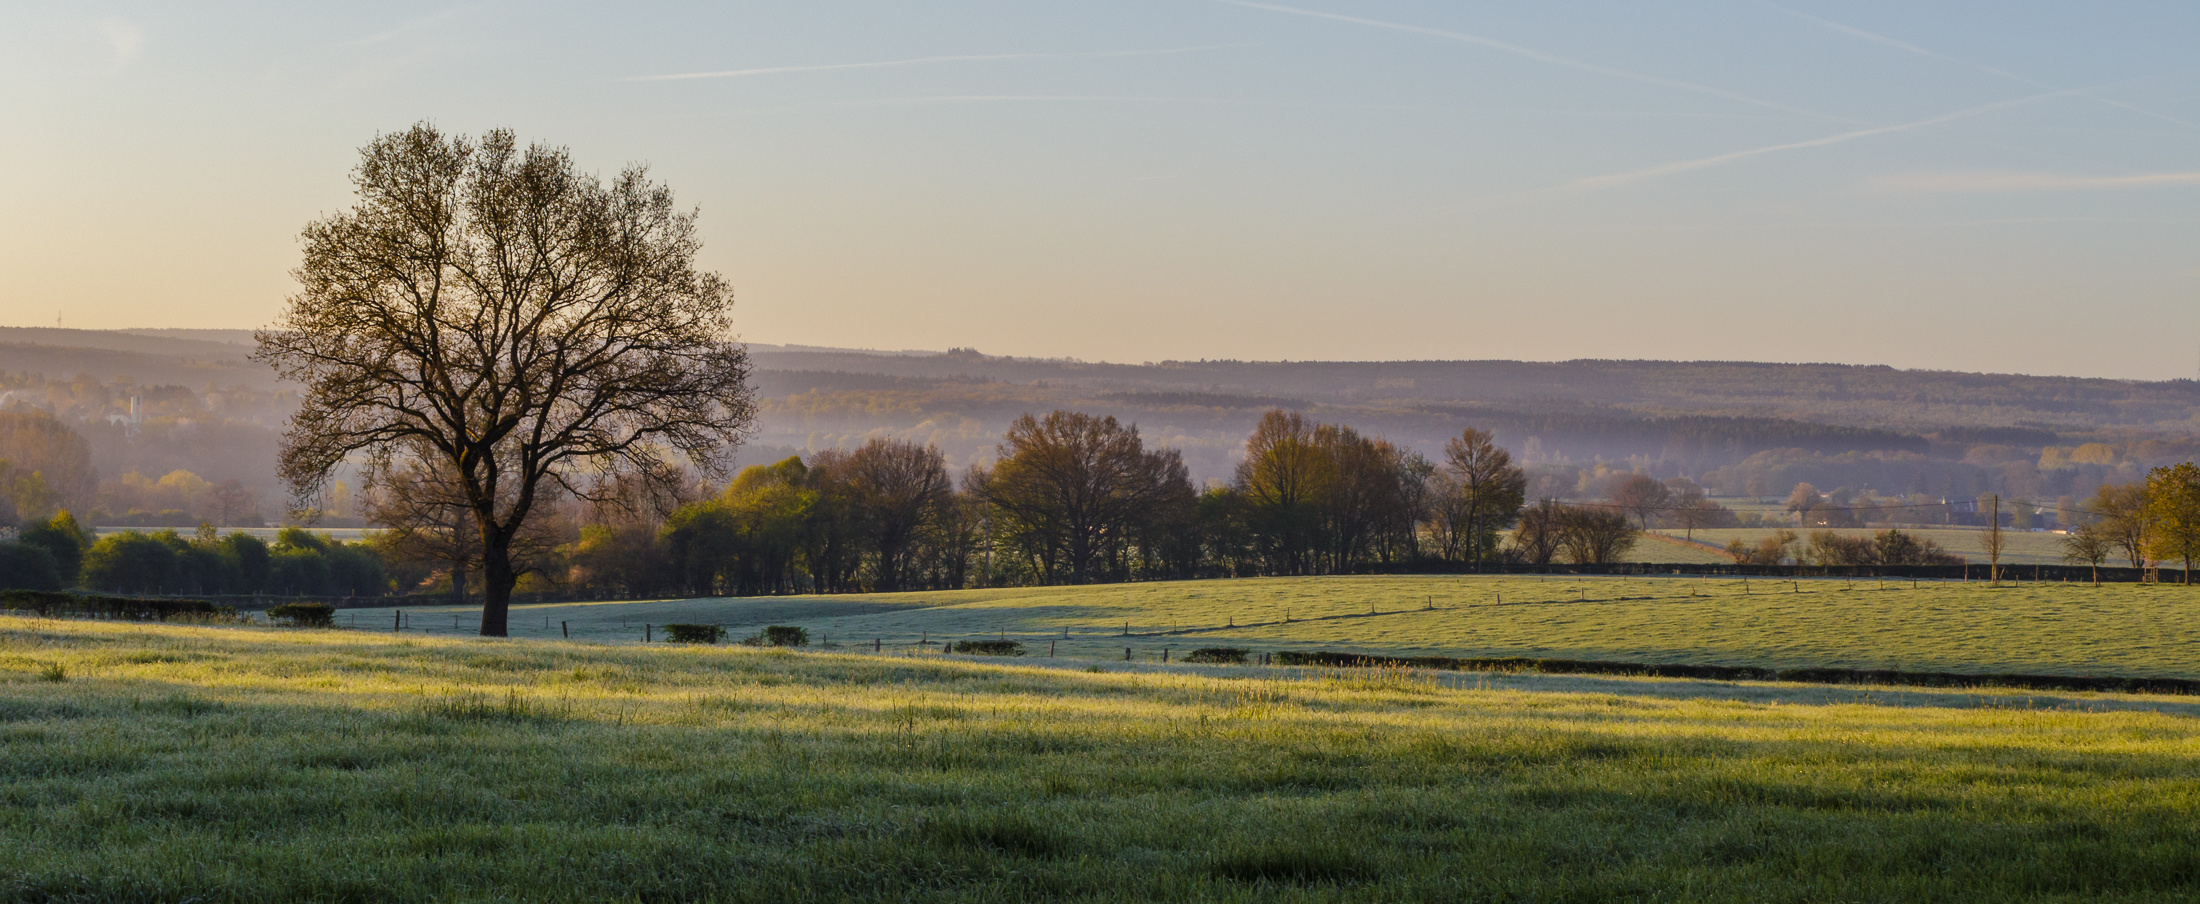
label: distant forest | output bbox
[2,328,2196,531]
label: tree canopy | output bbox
[256,123,753,635]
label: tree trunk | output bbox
[478,524,517,637]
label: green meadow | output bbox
[350,575,2200,678]
[4,617,2200,903]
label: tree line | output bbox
[2060,462,2200,582]
[551,409,1643,598]
[0,515,384,597]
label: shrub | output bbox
[1185,647,1248,664]
[951,640,1025,656]
[662,624,726,644]
[266,602,336,628]
[0,589,223,621]
[741,625,808,647]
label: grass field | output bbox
[343,575,2200,679]
[4,617,2199,902]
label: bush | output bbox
[741,625,808,647]
[1184,647,1248,664]
[662,624,726,644]
[0,589,223,621]
[266,602,335,628]
[951,640,1025,656]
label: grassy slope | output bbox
[4,618,2199,903]
[351,575,2200,678]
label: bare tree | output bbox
[209,479,259,527]
[2061,522,2110,586]
[1512,499,1566,565]
[362,454,480,603]
[256,124,754,636]
[1662,478,1734,540]
[1607,474,1672,530]
[1727,529,1798,566]
[2092,483,2151,570]
[1434,428,1526,566]
[973,411,1189,584]
[843,438,952,592]
[1558,506,1638,564]
[1981,494,2006,585]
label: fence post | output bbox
[561,620,569,638]
[1163,647,1170,663]
[875,637,881,653]
[1124,647,1131,661]
[394,609,401,632]
[645,624,651,643]
[1049,640,1056,657]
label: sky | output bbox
[4,2,2199,380]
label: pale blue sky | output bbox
[5,2,2199,378]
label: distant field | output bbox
[1655,526,2077,565]
[4,618,2198,902]
[348,574,2200,678]
[90,526,378,542]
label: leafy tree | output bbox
[268,547,331,596]
[82,532,178,594]
[18,511,91,585]
[0,410,97,515]
[1234,411,1331,574]
[255,123,754,635]
[0,542,62,591]
[1784,483,1822,514]
[221,532,271,592]
[1873,529,1960,566]
[2145,462,2200,584]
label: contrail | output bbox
[1869,170,2200,193]
[625,45,1241,83]
[1214,0,1845,122]
[1765,3,2197,129]
[1565,90,2073,191]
